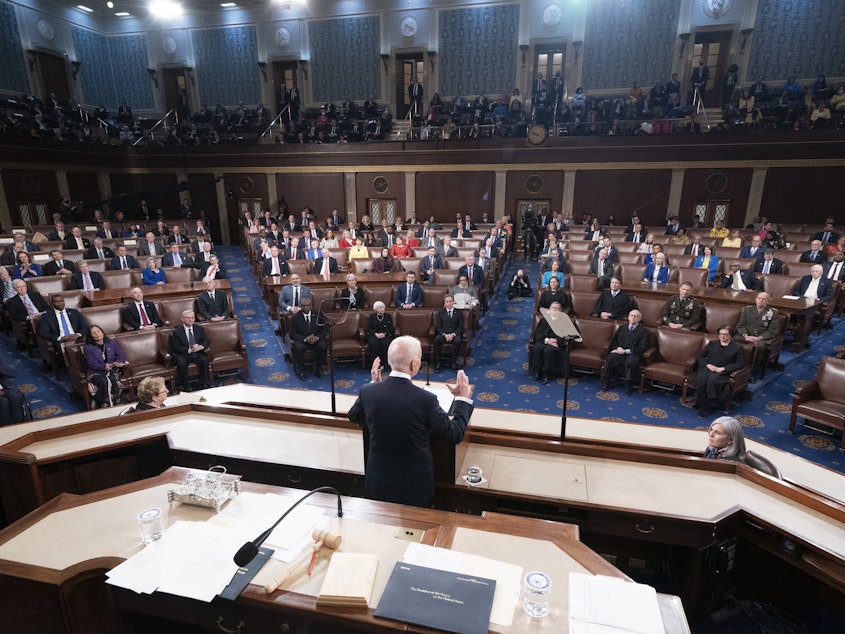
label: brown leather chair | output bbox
[763,274,801,298]
[569,291,600,318]
[813,281,841,334]
[632,296,666,328]
[326,311,366,368]
[27,276,69,297]
[617,263,646,282]
[117,329,174,398]
[444,258,464,271]
[396,310,434,358]
[744,451,782,479]
[432,270,459,286]
[703,304,742,334]
[676,267,709,288]
[784,262,815,278]
[163,266,195,285]
[102,270,135,290]
[789,356,845,450]
[567,260,593,276]
[62,342,93,410]
[51,290,85,309]
[288,260,312,277]
[203,318,249,380]
[568,317,616,378]
[569,275,598,292]
[328,248,348,271]
[80,305,125,335]
[422,285,447,308]
[157,297,201,327]
[363,285,394,309]
[81,259,108,273]
[310,287,339,312]
[350,258,375,275]
[617,253,643,265]
[400,257,423,277]
[640,329,703,398]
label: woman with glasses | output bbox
[135,376,168,411]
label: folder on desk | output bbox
[375,562,496,634]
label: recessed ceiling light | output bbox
[220,2,237,6]
[149,0,182,16]
[106,1,114,7]
[115,11,131,16]
[76,5,94,12]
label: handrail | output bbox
[260,107,288,138]
[133,109,174,147]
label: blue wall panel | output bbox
[309,17,381,103]
[192,26,260,108]
[72,26,117,110]
[0,2,30,94]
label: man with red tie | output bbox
[123,287,163,330]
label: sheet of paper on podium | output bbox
[568,572,664,634]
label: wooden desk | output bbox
[0,467,673,634]
[84,281,231,306]
[620,281,821,351]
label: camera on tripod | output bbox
[522,204,537,229]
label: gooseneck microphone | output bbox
[234,486,343,567]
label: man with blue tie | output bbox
[163,243,192,268]
[800,240,825,263]
[395,271,423,309]
[110,245,139,270]
[39,294,88,344]
[739,236,765,262]
[812,222,840,244]
[421,247,443,283]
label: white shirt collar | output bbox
[389,370,412,380]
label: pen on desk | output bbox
[308,548,317,575]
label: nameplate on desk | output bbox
[374,562,496,634]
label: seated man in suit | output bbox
[684,235,704,258]
[198,254,227,281]
[123,287,164,330]
[262,245,289,277]
[458,255,485,287]
[162,243,193,268]
[6,279,49,350]
[64,226,91,251]
[799,239,825,264]
[589,248,615,290]
[739,235,765,262]
[0,362,26,425]
[432,295,463,371]
[85,238,114,261]
[824,250,845,282]
[11,232,37,253]
[601,309,648,394]
[279,273,312,315]
[441,237,459,258]
[42,249,76,276]
[111,245,139,271]
[395,271,423,309]
[479,237,499,260]
[197,279,231,321]
[137,232,161,257]
[450,223,472,239]
[812,222,840,245]
[95,220,116,240]
[348,336,473,507]
[289,298,328,379]
[720,262,760,291]
[69,261,105,291]
[591,277,632,320]
[530,300,567,384]
[171,310,210,392]
[48,221,68,242]
[168,225,190,245]
[1,244,24,266]
[420,246,443,283]
[39,294,88,345]
[753,249,784,275]
[794,264,834,301]
[313,248,339,277]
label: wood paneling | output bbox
[186,173,220,242]
[355,172,405,221]
[108,173,180,219]
[1,169,60,225]
[415,171,494,223]
[67,171,101,220]
[505,170,564,221]
[275,173,344,218]
[679,168,754,228]
[761,167,845,226]
[574,170,672,228]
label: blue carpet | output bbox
[5,246,844,474]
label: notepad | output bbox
[316,552,378,607]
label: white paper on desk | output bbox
[569,573,664,634]
[419,383,455,414]
[403,542,522,627]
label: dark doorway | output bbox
[395,54,423,120]
[161,68,189,122]
[273,61,298,119]
[33,51,71,103]
[692,30,734,108]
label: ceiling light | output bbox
[220,2,237,5]
[148,0,182,17]
[107,1,113,7]
[76,5,94,12]
[115,11,130,16]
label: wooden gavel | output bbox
[264,528,342,593]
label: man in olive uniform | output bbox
[661,282,703,330]
[735,291,780,382]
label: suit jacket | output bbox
[450,228,472,238]
[339,287,366,309]
[171,323,210,359]
[6,292,49,322]
[69,270,106,290]
[591,290,633,320]
[799,250,825,264]
[739,246,765,261]
[167,233,190,245]
[312,257,338,275]
[137,241,161,257]
[262,256,289,277]
[736,305,780,340]
[684,243,704,257]
[753,258,784,275]
[719,269,761,291]
[39,308,89,341]
[348,376,472,506]
[824,261,845,283]
[191,241,211,254]
[395,282,423,307]
[110,254,138,270]
[435,308,464,338]
[812,231,840,244]
[290,310,327,342]
[609,323,649,358]
[278,284,312,313]
[457,264,484,286]
[197,260,227,279]
[43,259,77,276]
[442,245,459,258]
[123,300,164,330]
[95,228,117,240]
[642,264,669,283]
[85,246,114,260]
[47,230,67,241]
[589,258,614,278]
[162,251,193,268]
[420,255,443,279]
[794,275,834,301]
[197,290,230,320]
[64,236,91,250]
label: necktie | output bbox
[187,328,195,348]
[294,288,299,306]
[349,292,356,306]
[174,253,181,266]
[84,273,93,291]
[58,260,64,270]
[23,295,37,316]
[407,284,412,299]
[97,249,104,259]
[629,325,634,332]
[77,239,84,248]
[139,303,150,326]
[121,257,127,269]
[812,252,817,260]
[598,261,604,275]
[59,311,72,336]
[209,291,215,301]
[763,261,770,274]
[829,263,840,280]
[2,283,8,300]
[824,232,830,242]
[448,310,453,320]
[271,259,279,275]
[306,314,311,329]
[322,259,330,276]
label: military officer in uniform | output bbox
[661,282,703,330]
[735,291,780,382]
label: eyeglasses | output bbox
[158,389,169,395]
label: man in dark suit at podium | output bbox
[348,335,474,507]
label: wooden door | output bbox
[367,199,398,225]
[692,200,731,227]
[273,61,298,120]
[161,68,189,122]
[34,51,71,102]
[692,31,733,108]
[395,54,424,120]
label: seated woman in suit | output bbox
[320,229,339,249]
[348,236,369,259]
[403,230,419,249]
[373,247,401,273]
[642,243,664,265]
[722,229,742,248]
[134,376,168,411]
[637,233,656,254]
[642,252,669,284]
[540,259,564,289]
[694,245,719,282]
[358,215,375,232]
[366,301,394,368]
[83,325,128,408]
[338,230,354,249]
[390,236,412,259]
[12,252,43,279]
[124,223,144,238]
[142,257,167,285]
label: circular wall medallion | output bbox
[274,26,291,49]
[542,4,562,28]
[705,172,727,194]
[526,175,544,194]
[162,35,177,55]
[702,0,734,19]
[373,176,389,194]
[37,18,55,41]
[400,16,418,38]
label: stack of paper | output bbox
[568,573,665,634]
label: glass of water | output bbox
[523,571,552,618]
[137,507,164,545]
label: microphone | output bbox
[234,486,343,567]
[424,360,430,386]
